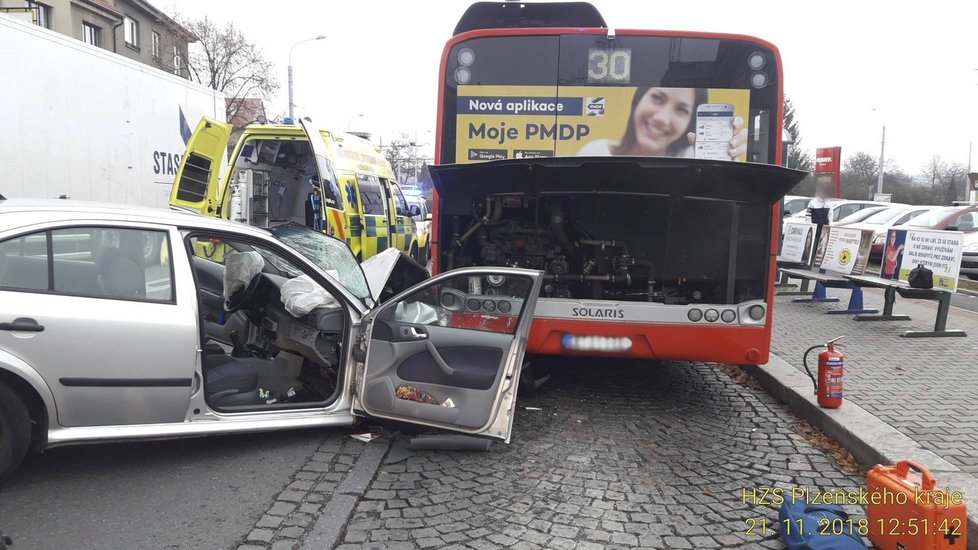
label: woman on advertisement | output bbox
[882,231,905,280]
[576,87,747,160]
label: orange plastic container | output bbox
[867,460,967,549]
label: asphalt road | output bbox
[951,290,978,313]
[0,358,870,550]
[0,430,325,550]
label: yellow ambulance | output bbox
[170,117,420,262]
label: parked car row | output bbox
[781,196,978,279]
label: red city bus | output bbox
[428,2,806,364]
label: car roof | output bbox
[0,198,272,238]
[828,199,907,207]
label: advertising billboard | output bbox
[812,226,874,276]
[879,229,964,292]
[455,85,750,164]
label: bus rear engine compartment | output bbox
[442,193,767,305]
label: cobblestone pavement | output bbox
[232,359,864,550]
[772,286,978,475]
[235,434,368,550]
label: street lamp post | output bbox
[288,35,326,120]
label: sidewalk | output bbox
[771,286,978,475]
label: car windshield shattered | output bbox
[268,223,370,299]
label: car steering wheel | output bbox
[225,273,262,313]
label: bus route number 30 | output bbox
[587,48,631,84]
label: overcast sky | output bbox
[168,0,977,173]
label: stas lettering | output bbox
[153,151,183,175]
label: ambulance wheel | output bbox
[0,381,31,484]
[141,233,162,266]
[417,245,429,267]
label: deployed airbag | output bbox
[224,251,265,301]
[281,273,340,316]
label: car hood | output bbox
[430,157,807,204]
[360,248,430,304]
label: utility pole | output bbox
[876,125,886,195]
[969,140,974,203]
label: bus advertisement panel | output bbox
[456,86,751,163]
[432,3,806,364]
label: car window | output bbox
[892,209,928,226]
[315,156,341,209]
[391,184,409,216]
[903,207,961,228]
[783,198,809,216]
[0,227,173,302]
[837,206,886,225]
[356,174,386,215]
[834,204,860,222]
[378,273,533,335]
[410,199,428,221]
[0,232,50,290]
[863,208,905,225]
[948,212,978,231]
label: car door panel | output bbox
[355,268,543,441]
[0,225,198,428]
[1,286,197,428]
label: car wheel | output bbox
[0,381,31,483]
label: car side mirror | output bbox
[409,205,422,217]
[424,213,433,221]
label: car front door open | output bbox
[354,267,542,442]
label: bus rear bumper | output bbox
[526,317,771,364]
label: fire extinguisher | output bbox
[802,336,845,409]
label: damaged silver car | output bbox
[0,199,542,480]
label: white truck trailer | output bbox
[0,15,225,208]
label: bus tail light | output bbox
[748,305,765,320]
[748,52,766,70]
[454,67,472,84]
[458,47,475,66]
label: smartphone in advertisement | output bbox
[693,103,735,160]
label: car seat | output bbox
[94,246,145,298]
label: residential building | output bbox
[0,0,195,78]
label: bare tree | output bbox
[382,138,427,182]
[920,155,967,205]
[164,16,279,126]
[841,152,879,199]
